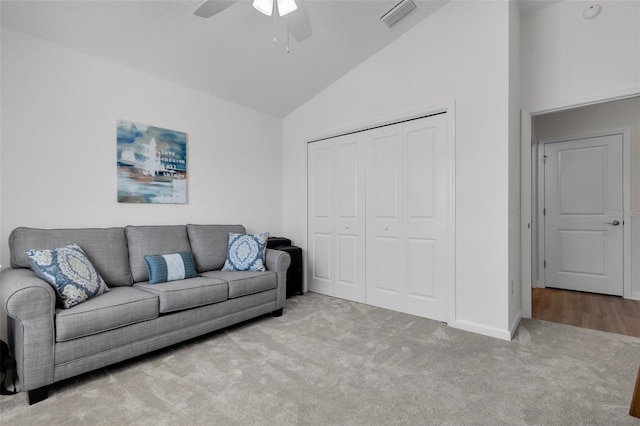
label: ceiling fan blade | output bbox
[288,1,312,42]
[194,0,237,18]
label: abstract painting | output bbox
[117,119,187,204]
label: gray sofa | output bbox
[0,224,291,404]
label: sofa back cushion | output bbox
[10,227,133,287]
[187,224,245,272]
[126,225,192,283]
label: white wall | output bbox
[508,0,521,334]
[521,0,640,110]
[534,97,640,300]
[0,27,284,267]
[283,1,513,338]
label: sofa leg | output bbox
[630,366,640,418]
[272,308,283,317]
[28,385,50,405]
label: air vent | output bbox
[379,0,418,28]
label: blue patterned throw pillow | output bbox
[222,232,269,272]
[144,252,198,284]
[25,243,109,309]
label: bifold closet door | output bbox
[308,113,451,321]
[307,134,365,302]
[366,114,450,321]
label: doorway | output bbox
[521,95,640,336]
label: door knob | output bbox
[345,225,350,230]
[605,220,620,226]
[384,226,389,231]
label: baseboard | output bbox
[450,320,512,341]
[632,292,640,301]
[509,311,522,339]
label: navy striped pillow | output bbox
[144,252,197,284]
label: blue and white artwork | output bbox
[117,119,187,204]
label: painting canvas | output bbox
[117,120,187,204]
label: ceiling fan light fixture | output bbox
[277,0,297,16]
[253,0,273,16]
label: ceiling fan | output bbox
[194,0,312,43]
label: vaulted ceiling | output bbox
[1,1,558,117]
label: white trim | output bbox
[302,124,309,294]
[525,88,640,116]
[446,101,457,327]
[633,292,640,301]
[531,143,540,288]
[536,141,546,288]
[521,89,640,319]
[306,104,452,144]
[520,110,532,318]
[510,311,522,340]
[450,320,512,341]
[303,101,457,326]
[622,128,632,300]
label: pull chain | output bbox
[273,3,278,44]
[286,13,290,53]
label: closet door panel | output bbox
[334,134,366,302]
[402,115,449,321]
[366,126,404,310]
[307,141,334,295]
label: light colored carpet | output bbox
[1,292,639,425]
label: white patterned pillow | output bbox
[222,232,269,272]
[25,243,109,308]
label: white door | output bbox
[365,124,403,310]
[307,140,334,295]
[366,114,450,321]
[334,134,366,302]
[307,135,366,302]
[544,134,624,295]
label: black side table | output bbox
[267,237,303,298]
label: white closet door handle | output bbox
[345,225,350,230]
[384,226,389,231]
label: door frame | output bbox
[536,129,631,296]
[304,101,457,325]
[521,90,640,318]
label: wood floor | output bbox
[532,287,640,338]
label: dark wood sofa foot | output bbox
[631,366,640,418]
[28,385,50,405]
[272,308,283,317]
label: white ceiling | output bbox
[1,0,451,117]
[1,1,559,117]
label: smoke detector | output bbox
[583,4,601,19]
[380,0,419,28]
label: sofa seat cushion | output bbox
[55,286,159,342]
[200,270,277,299]
[134,277,228,313]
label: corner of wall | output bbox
[450,320,513,342]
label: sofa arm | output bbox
[265,249,291,309]
[0,268,56,391]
